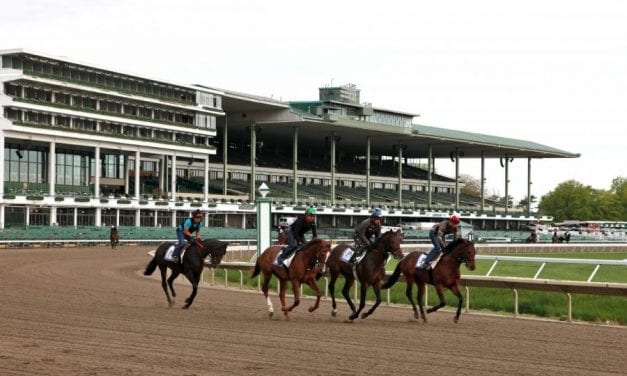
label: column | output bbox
[222,115,228,196]
[366,136,371,206]
[330,133,336,206]
[154,210,158,227]
[116,209,120,227]
[49,141,56,196]
[94,146,100,197]
[171,210,177,228]
[135,150,141,200]
[170,155,177,201]
[292,126,298,203]
[73,207,78,228]
[527,158,532,216]
[95,208,101,227]
[25,206,30,226]
[249,123,256,201]
[135,209,141,227]
[241,213,246,229]
[203,155,209,201]
[0,133,4,212]
[427,145,432,210]
[454,150,460,211]
[159,155,165,193]
[50,207,57,227]
[124,155,129,195]
[397,143,403,207]
[480,152,485,212]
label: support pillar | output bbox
[427,145,433,210]
[171,155,177,201]
[94,146,100,197]
[249,123,256,201]
[135,150,141,200]
[527,158,532,216]
[481,152,485,212]
[330,133,336,206]
[49,141,56,196]
[222,115,228,196]
[397,143,403,207]
[204,155,209,202]
[366,136,371,206]
[292,126,298,203]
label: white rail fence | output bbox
[199,254,627,322]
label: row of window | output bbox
[4,108,210,147]
[2,54,200,105]
[6,83,201,128]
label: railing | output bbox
[200,254,627,323]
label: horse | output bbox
[251,238,331,320]
[382,238,476,323]
[143,238,228,309]
[326,230,404,321]
[110,228,119,249]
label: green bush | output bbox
[155,201,169,206]
[3,194,16,199]
[26,195,44,201]
[54,196,65,201]
[191,202,202,207]
[117,199,131,204]
[100,198,109,203]
[175,202,184,207]
[139,200,148,205]
[74,197,90,202]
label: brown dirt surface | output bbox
[0,245,625,376]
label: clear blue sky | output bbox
[1,0,625,204]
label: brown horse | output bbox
[326,230,404,321]
[382,238,476,323]
[251,238,331,320]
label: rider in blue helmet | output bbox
[349,208,383,266]
[170,209,204,263]
[275,206,318,266]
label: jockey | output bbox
[171,209,203,263]
[349,208,382,265]
[419,214,461,269]
[276,206,318,266]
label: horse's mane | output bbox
[443,238,468,255]
[372,229,399,249]
[201,238,228,255]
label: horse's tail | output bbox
[144,256,159,276]
[381,262,402,289]
[250,259,261,279]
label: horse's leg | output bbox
[361,283,381,319]
[159,265,175,307]
[341,275,356,317]
[349,282,368,321]
[306,274,322,313]
[182,271,199,309]
[328,270,339,316]
[260,271,274,318]
[283,279,301,313]
[426,284,446,314]
[450,283,464,323]
[279,279,290,320]
[417,282,428,323]
[404,277,419,319]
[167,270,180,299]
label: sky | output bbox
[1,0,625,205]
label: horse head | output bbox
[303,238,332,274]
[200,239,228,268]
[375,229,405,260]
[445,238,476,271]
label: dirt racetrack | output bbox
[0,245,625,376]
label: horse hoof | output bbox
[268,311,274,318]
[308,307,315,313]
[360,313,368,319]
[423,318,428,324]
[454,316,459,324]
[414,312,420,320]
[182,305,190,309]
[331,310,337,317]
[344,319,354,323]
[168,300,175,308]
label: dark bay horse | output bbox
[326,230,404,321]
[144,238,228,309]
[251,238,331,320]
[382,238,476,323]
[110,228,119,249]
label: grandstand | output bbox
[1,49,580,236]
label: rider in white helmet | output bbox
[420,214,461,269]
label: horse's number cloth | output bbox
[415,253,439,269]
[164,245,186,262]
[340,247,354,263]
[274,251,296,267]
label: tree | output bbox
[459,174,484,197]
[538,180,595,222]
[538,177,627,221]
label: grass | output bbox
[203,252,627,325]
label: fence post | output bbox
[211,269,215,286]
[465,286,470,313]
[513,288,519,317]
[239,270,243,289]
[566,293,572,322]
[224,269,228,288]
[324,277,329,298]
